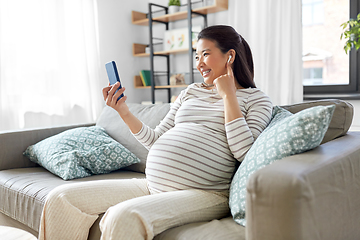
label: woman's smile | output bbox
[201,69,211,78]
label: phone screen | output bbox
[105,61,124,101]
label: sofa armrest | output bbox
[0,123,94,171]
[246,132,360,240]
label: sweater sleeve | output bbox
[132,89,186,150]
[225,90,273,161]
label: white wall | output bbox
[96,0,152,104]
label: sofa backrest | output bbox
[280,99,353,144]
[96,103,171,173]
[96,99,353,173]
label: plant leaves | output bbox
[356,42,360,50]
[340,13,360,54]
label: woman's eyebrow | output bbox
[195,49,211,55]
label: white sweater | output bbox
[133,83,273,193]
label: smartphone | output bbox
[105,61,124,101]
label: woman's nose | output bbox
[196,57,204,68]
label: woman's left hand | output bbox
[213,63,237,99]
[214,62,244,122]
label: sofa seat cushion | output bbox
[154,216,245,240]
[0,167,145,232]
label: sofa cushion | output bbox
[96,103,171,173]
[229,105,336,226]
[281,99,353,144]
[0,167,145,232]
[154,216,245,240]
[23,126,140,180]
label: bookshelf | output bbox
[131,0,228,103]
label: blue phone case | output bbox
[105,61,124,100]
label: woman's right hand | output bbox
[102,82,143,134]
[102,82,130,117]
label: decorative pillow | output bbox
[229,105,336,226]
[23,126,141,180]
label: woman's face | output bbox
[196,38,228,85]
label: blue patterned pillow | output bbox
[229,105,335,226]
[23,126,141,180]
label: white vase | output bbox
[168,5,180,14]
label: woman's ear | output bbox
[227,49,236,64]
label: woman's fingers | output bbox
[226,62,234,78]
[105,83,119,106]
[102,86,112,101]
[104,82,126,107]
[112,86,126,103]
[102,82,130,118]
[115,94,127,106]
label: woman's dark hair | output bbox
[197,25,256,88]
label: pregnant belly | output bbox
[145,124,236,193]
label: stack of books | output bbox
[139,70,151,86]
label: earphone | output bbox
[227,55,232,63]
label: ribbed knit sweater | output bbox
[133,83,273,193]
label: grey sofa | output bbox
[0,99,359,240]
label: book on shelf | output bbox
[139,70,151,86]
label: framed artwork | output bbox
[164,26,202,51]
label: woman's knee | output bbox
[100,202,153,239]
[45,184,74,205]
[45,183,93,213]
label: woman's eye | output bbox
[203,53,209,57]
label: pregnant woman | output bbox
[38,25,272,240]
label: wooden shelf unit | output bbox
[133,76,188,89]
[133,43,193,57]
[131,0,228,26]
[132,0,228,102]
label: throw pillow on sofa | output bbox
[229,105,336,226]
[23,126,141,180]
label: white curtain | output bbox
[228,0,303,106]
[0,0,103,131]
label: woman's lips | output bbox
[202,69,211,77]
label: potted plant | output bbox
[340,13,360,54]
[168,0,181,14]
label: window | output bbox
[302,0,324,26]
[303,0,360,99]
[303,67,323,85]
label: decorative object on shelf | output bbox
[168,0,181,14]
[139,70,151,86]
[164,26,201,51]
[340,13,360,54]
[170,73,185,85]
